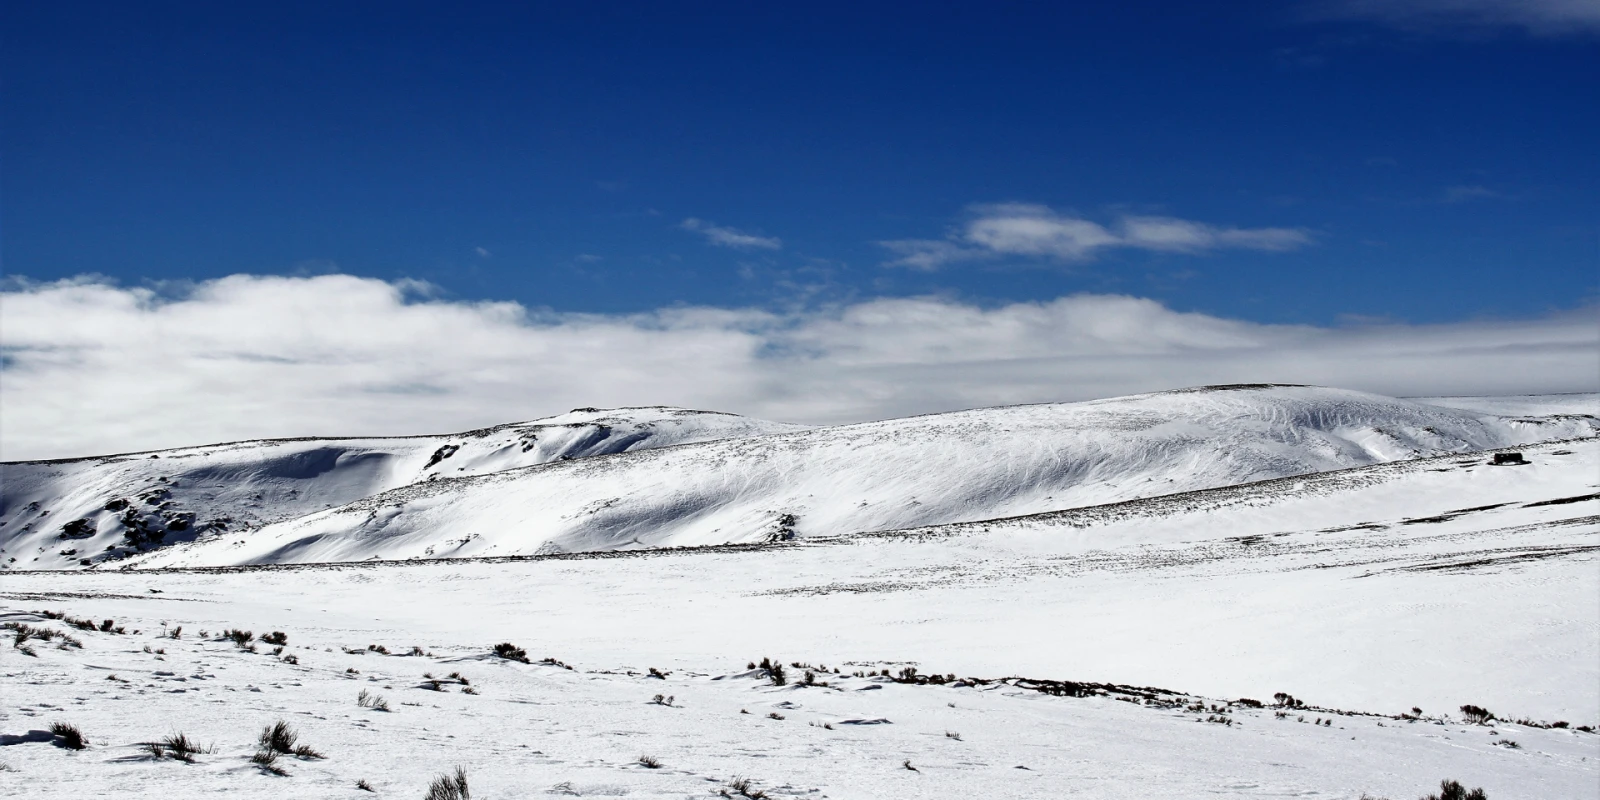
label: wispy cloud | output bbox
[2,274,1592,459]
[1440,185,1502,203]
[681,218,782,250]
[881,204,1313,269]
[475,246,492,258]
[1308,0,1600,36]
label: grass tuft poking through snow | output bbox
[357,689,391,711]
[49,722,86,750]
[249,747,287,776]
[157,732,200,762]
[256,720,323,760]
[423,766,471,800]
[723,776,768,799]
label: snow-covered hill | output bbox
[0,408,805,570]
[128,385,1596,568]
[1413,392,1597,418]
[1,437,1593,798]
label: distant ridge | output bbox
[49,385,1583,570]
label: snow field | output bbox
[3,603,1594,800]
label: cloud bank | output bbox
[2,274,1593,460]
[881,204,1312,269]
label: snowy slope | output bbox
[0,408,805,570]
[1414,392,1598,418]
[129,385,1597,568]
[1,439,1593,799]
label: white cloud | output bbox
[881,204,1313,268]
[964,204,1123,259]
[876,239,988,270]
[680,218,782,250]
[1310,0,1600,35]
[1,274,1593,460]
[475,246,492,258]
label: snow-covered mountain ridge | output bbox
[104,384,1596,569]
[1,407,806,570]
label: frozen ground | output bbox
[3,435,1594,798]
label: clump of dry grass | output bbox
[49,722,86,750]
[424,766,471,800]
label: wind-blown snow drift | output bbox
[113,385,1595,569]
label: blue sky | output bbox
[2,2,1597,456]
[5,1,1595,323]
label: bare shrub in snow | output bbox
[261,631,288,646]
[357,778,375,792]
[225,629,254,647]
[637,754,661,768]
[1459,704,1494,725]
[757,657,786,686]
[492,642,529,662]
[424,766,471,800]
